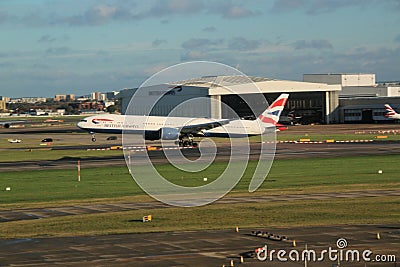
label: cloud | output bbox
[180,50,207,61]
[210,2,260,18]
[152,39,168,47]
[394,34,400,43]
[182,38,223,50]
[202,26,217,32]
[228,37,261,51]
[45,46,71,55]
[270,0,306,13]
[271,0,372,15]
[1,1,263,28]
[20,12,48,27]
[0,10,16,24]
[38,34,56,43]
[292,39,333,50]
[142,0,204,18]
[64,4,135,26]
[0,62,14,68]
[141,0,260,20]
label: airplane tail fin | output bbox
[385,104,398,117]
[257,94,289,126]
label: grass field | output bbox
[0,154,399,238]
[0,155,399,205]
[1,155,399,205]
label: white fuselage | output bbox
[77,114,269,137]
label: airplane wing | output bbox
[179,119,231,135]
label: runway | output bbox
[1,141,400,172]
[0,224,398,266]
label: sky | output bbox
[1,0,400,97]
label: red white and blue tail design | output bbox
[257,94,289,126]
[385,104,398,118]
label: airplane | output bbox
[0,120,28,128]
[77,94,289,146]
[384,104,400,119]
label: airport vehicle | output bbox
[7,138,22,143]
[0,120,27,128]
[44,119,64,123]
[41,138,53,143]
[77,94,289,146]
[384,104,400,119]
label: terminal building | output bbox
[117,73,399,124]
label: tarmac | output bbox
[1,141,400,172]
[0,224,398,266]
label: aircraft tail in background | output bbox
[385,104,400,119]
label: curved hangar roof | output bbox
[172,75,341,95]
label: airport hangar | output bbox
[304,73,400,123]
[118,75,341,124]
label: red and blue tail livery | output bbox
[385,104,400,119]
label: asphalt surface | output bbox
[1,141,400,172]
[0,224,398,266]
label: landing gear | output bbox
[178,134,198,147]
[90,132,96,142]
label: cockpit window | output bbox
[80,119,87,122]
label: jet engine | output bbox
[144,127,180,140]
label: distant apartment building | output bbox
[91,92,106,101]
[54,94,75,102]
[21,97,47,103]
[54,94,67,101]
[0,99,6,111]
[0,96,9,111]
[0,96,11,102]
